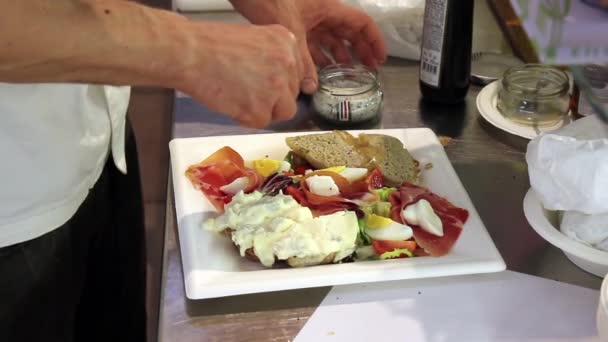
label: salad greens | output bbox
[374,187,396,201]
[357,218,371,245]
[372,201,392,218]
[360,201,392,219]
[380,248,414,259]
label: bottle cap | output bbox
[470,52,524,85]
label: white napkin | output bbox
[526,115,608,254]
[294,271,601,342]
[526,115,608,214]
[561,211,608,252]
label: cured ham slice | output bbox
[389,183,469,256]
[186,147,261,211]
[297,169,381,216]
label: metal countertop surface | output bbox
[158,57,603,342]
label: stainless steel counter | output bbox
[159,4,602,341]
[158,57,603,341]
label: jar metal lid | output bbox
[470,52,524,85]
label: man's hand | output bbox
[0,0,384,128]
[175,21,303,128]
[0,0,304,128]
[230,0,387,94]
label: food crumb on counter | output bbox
[424,163,433,170]
[438,136,453,146]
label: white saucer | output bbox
[476,81,569,139]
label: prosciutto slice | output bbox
[186,146,261,212]
[296,169,381,216]
[389,183,469,256]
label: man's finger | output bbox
[271,93,297,121]
[356,16,387,63]
[326,4,387,65]
[287,30,303,97]
[299,40,319,94]
[353,37,377,69]
[319,33,352,65]
[308,42,333,67]
[233,112,268,129]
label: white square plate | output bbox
[169,128,505,299]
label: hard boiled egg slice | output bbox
[339,167,369,182]
[365,214,413,241]
[305,175,340,196]
[252,158,286,177]
[219,176,250,195]
[401,199,443,236]
[319,166,346,173]
[278,160,291,173]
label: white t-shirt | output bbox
[0,83,130,248]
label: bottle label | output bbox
[420,0,448,87]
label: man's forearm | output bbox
[229,0,297,25]
[0,0,194,87]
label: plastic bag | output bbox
[526,115,608,215]
[342,0,425,61]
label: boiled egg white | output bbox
[305,175,340,196]
[401,199,443,236]
[339,167,369,182]
[219,176,250,195]
[365,214,413,241]
[278,160,291,173]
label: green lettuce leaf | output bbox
[374,187,396,202]
[379,248,414,259]
[357,218,371,245]
[372,201,392,218]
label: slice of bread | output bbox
[286,131,418,187]
[358,133,419,187]
[287,252,336,267]
[285,131,369,169]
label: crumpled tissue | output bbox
[561,211,608,252]
[526,115,608,252]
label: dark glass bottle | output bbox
[419,0,474,104]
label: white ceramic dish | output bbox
[169,128,506,299]
[476,81,569,139]
[599,275,608,340]
[523,189,608,277]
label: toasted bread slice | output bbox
[287,252,337,267]
[286,131,418,187]
[285,131,369,169]
[358,133,419,186]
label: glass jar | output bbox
[312,64,383,125]
[571,64,608,122]
[497,64,570,127]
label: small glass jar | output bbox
[497,64,570,127]
[312,64,383,125]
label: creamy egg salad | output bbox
[203,191,359,267]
